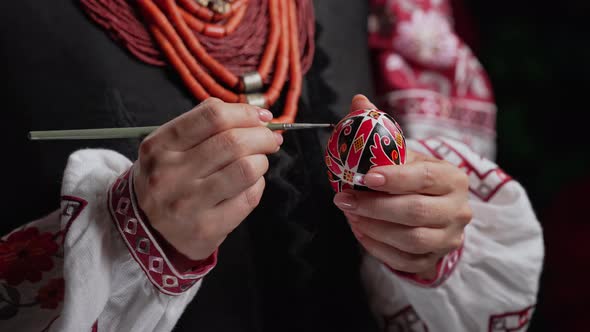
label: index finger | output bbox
[148,98,272,151]
[363,160,465,195]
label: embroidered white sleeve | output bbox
[0,149,212,332]
[361,137,544,331]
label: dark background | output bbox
[461,0,590,330]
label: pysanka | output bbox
[325,109,406,192]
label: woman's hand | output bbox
[335,95,472,278]
[134,98,283,260]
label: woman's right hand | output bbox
[133,98,283,260]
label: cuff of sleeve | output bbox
[387,244,463,288]
[147,222,218,275]
[107,166,217,295]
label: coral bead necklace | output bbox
[80,0,315,124]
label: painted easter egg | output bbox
[325,109,406,192]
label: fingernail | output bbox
[356,175,366,186]
[364,173,386,187]
[258,109,273,122]
[273,132,284,145]
[334,192,357,210]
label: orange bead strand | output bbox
[138,0,305,123]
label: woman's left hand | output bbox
[335,95,472,279]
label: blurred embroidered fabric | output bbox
[369,0,497,160]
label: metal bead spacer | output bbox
[241,71,264,93]
[245,93,267,108]
[211,0,230,14]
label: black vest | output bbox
[1,1,379,330]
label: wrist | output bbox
[387,245,464,288]
[415,262,439,280]
[108,165,217,295]
[133,174,219,266]
[145,221,218,273]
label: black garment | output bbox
[1,1,379,331]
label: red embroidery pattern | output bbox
[0,228,59,286]
[369,0,497,157]
[384,89,496,132]
[1,224,68,321]
[419,137,512,202]
[108,168,216,295]
[57,196,88,245]
[36,278,65,309]
[488,306,535,332]
[384,305,428,332]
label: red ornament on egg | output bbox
[325,109,406,192]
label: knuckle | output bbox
[260,155,270,173]
[264,128,277,147]
[422,162,436,190]
[240,103,259,122]
[448,234,464,251]
[201,102,227,131]
[237,158,260,185]
[168,124,183,143]
[139,137,157,157]
[457,204,473,225]
[219,130,244,154]
[200,97,222,106]
[142,165,174,195]
[408,197,429,221]
[243,183,263,209]
[407,228,430,252]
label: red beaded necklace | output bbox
[80,0,315,124]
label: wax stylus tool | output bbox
[28,123,334,140]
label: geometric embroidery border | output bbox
[419,138,512,202]
[107,168,212,295]
[388,244,463,289]
[488,305,535,332]
[60,195,89,245]
[384,305,429,332]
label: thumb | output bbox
[350,94,377,112]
